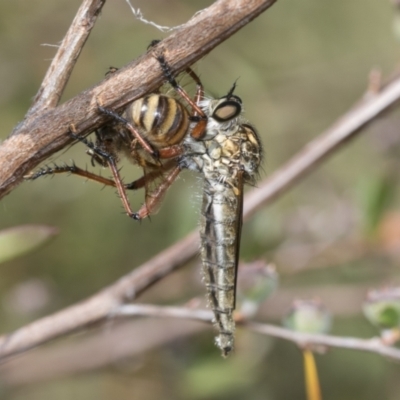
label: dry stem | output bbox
[27,0,106,116]
[117,304,400,360]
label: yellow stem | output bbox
[303,349,322,400]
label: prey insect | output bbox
[26,54,207,220]
[181,84,263,357]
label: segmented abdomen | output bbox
[200,178,243,357]
[125,94,190,148]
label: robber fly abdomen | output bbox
[200,179,240,356]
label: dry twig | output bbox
[117,304,400,360]
[247,322,400,359]
[27,0,106,116]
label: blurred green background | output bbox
[1,0,400,399]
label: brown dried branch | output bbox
[0,318,208,386]
[27,0,106,117]
[0,231,198,360]
[1,70,400,361]
[0,0,277,199]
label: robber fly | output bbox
[181,85,263,357]
[26,53,208,220]
[88,61,263,357]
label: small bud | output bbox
[363,287,400,330]
[283,299,331,334]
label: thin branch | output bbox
[243,76,400,217]
[0,318,208,386]
[116,303,213,321]
[2,304,399,386]
[26,0,106,117]
[0,0,277,199]
[0,232,199,360]
[117,305,400,361]
[1,71,400,360]
[247,322,400,360]
[101,305,400,361]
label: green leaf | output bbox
[0,225,58,264]
[359,174,396,237]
